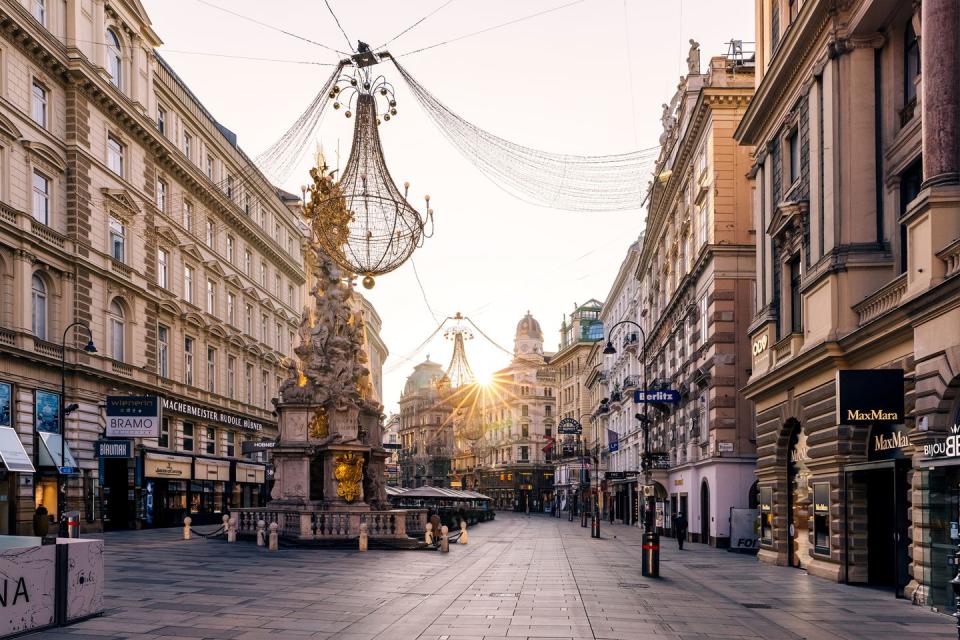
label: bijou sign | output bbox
[923,424,960,460]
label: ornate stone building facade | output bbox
[0,0,303,533]
[397,357,453,488]
[736,0,960,609]
[551,300,603,514]
[635,46,756,546]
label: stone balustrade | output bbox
[938,238,960,279]
[853,273,908,326]
[233,508,427,542]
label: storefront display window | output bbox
[759,486,773,544]
[813,482,829,555]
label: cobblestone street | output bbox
[25,513,953,640]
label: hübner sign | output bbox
[162,398,264,432]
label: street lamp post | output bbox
[59,321,96,537]
[603,319,659,578]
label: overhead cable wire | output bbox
[195,0,348,56]
[394,0,588,58]
[64,34,337,65]
[374,0,456,51]
[622,0,640,148]
[411,258,442,325]
[465,317,514,357]
[384,316,452,372]
[324,0,356,53]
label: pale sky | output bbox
[142,0,753,414]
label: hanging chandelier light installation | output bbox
[308,62,434,289]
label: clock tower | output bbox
[514,311,545,361]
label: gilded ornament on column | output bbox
[308,407,329,438]
[334,452,364,502]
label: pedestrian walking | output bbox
[674,512,688,550]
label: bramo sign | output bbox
[106,396,161,438]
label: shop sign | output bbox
[923,424,960,460]
[557,418,582,435]
[751,334,768,357]
[144,454,192,480]
[95,440,132,458]
[634,389,680,404]
[605,471,626,480]
[836,370,904,425]
[868,424,911,461]
[241,440,276,454]
[0,382,11,427]
[813,483,829,515]
[717,441,734,453]
[162,398,265,432]
[107,396,161,438]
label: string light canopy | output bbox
[305,56,434,289]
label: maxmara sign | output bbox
[161,398,265,432]
[836,369,904,426]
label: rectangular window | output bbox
[276,322,283,351]
[31,81,47,127]
[521,405,529,417]
[788,127,800,185]
[700,296,709,345]
[107,135,124,176]
[207,346,216,393]
[274,274,281,296]
[109,216,125,262]
[261,314,268,344]
[204,426,215,455]
[227,292,235,325]
[226,175,234,199]
[226,431,235,457]
[287,285,295,307]
[206,279,215,313]
[158,324,169,378]
[184,336,194,385]
[245,304,253,335]
[274,222,281,242]
[244,250,252,276]
[184,265,194,304]
[227,356,236,398]
[244,194,251,215]
[789,256,802,334]
[157,105,166,135]
[156,178,167,211]
[260,261,267,287]
[157,249,170,289]
[899,159,923,275]
[698,203,708,247]
[245,363,253,404]
[813,482,830,554]
[207,155,215,180]
[522,424,529,438]
[183,422,194,452]
[183,201,193,231]
[205,219,215,248]
[261,370,269,408]
[32,170,49,225]
[32,0,46,26]
[159,417,170,448]
[183,132,192,160]
[226,236,235,263]
[520,446,529,461]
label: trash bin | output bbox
[66,511,81,539]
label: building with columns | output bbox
[0,0,304,533]
[635,44,757,547]
[736,0,960,610]
[397,357,453,488]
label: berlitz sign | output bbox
[836,369,904,426]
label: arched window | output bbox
[106,29,122,89]
[109,299,125,361]
[31,275,47,340]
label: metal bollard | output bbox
[641,531,660,578]
[591,513,600,539]
[359,522,368,552]
[458,520,468,545]
[424,522,433,545]
[183,516,192,540]
[440,525,449,553]
[268,522,279,552]
[228,516,238,543]
[581,511,588,528]
[256,520,266,546]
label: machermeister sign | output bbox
[836,369,904,425]
[162,398,265,432]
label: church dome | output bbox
[403,357,448,395]
[516,312,543,341]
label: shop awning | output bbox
[195,457,230,482]
[144,452,193,480]
[235,462,265,484]
[0,427,35,473]
[37,432,78,472]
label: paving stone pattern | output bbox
[26,513,954,639]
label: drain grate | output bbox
[682,564,718,569]
[742,603,773,609]
[489,592,520,598]
[618,583,651,589]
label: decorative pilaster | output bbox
[921,0,960,186]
